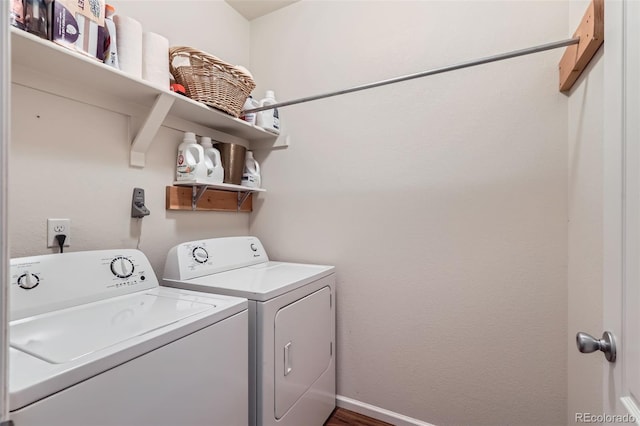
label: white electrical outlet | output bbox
[47,218,71,248]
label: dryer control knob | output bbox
[18,272,39,289]
[250,243,258,252]
[192,247,209,264]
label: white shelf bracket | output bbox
[192,187,253,211]
[237,192,252,211]
[191,185,209,210]
[130,92,175,168]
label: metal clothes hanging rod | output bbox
[244,37,580,114]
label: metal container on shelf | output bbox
[215,143,247,185]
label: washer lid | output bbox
[164,261,335,301]
[10,293,220,364]
[10,291,217,364]
[9,286,248,411]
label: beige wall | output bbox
[9,1,251,274]
[567,0,604,423]
[114,0,250,66]
[249,1,569,425]
[9,2,588,424]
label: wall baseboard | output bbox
[336,395,436,426]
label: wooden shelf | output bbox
[172,180,267,193]
[11,28,283,167]
[166,183,264,212]
[558,0,604,92]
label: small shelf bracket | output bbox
[191,185,209,210]
[237,192,252,211]
[190,185,255,211]
[130,92,175,168]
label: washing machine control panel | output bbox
[10,249,158,321]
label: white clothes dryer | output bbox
[9,249,248,426]
[163,236,336,426]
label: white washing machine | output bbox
[163,236,336,426]
[9,249,248,426]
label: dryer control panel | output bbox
[10,249,158,321]
[163,236,269,281]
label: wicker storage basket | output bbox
[169,46,256,117]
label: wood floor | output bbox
[324,408,393,426]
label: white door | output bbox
[274,286,332,419]
[600,0,640,419]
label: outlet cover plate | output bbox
[47,218,71,248]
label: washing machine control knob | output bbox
[192,247,209,264]
[250,243,258,252]
[17,272,39,289]
[110,256,135,278]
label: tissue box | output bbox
[49,0,107,61]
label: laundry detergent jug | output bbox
[176,132,205,181]
[200,137,224,184]
[256,90,280,134]
[242,151,261,188]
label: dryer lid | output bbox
[10,291,217,364]
[165,261,335,301]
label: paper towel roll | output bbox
[142,32,170,89]
[113,15,142,78]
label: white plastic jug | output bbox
[242,151,261,188]
[241,96,259,125]
[176,132,205,181]
[256,90,280,134]
[199,137,224,184]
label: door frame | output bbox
[0,0,10,424]
[602,0,640,417]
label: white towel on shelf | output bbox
[113,15,142,78]
[142,32,170,89]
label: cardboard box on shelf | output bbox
[49,0,107,61]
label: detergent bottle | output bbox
[200,137,224,184]
[256,90,280,134]
[241,96,259,125]
[242,151,261,188]
[176,132,205,181]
